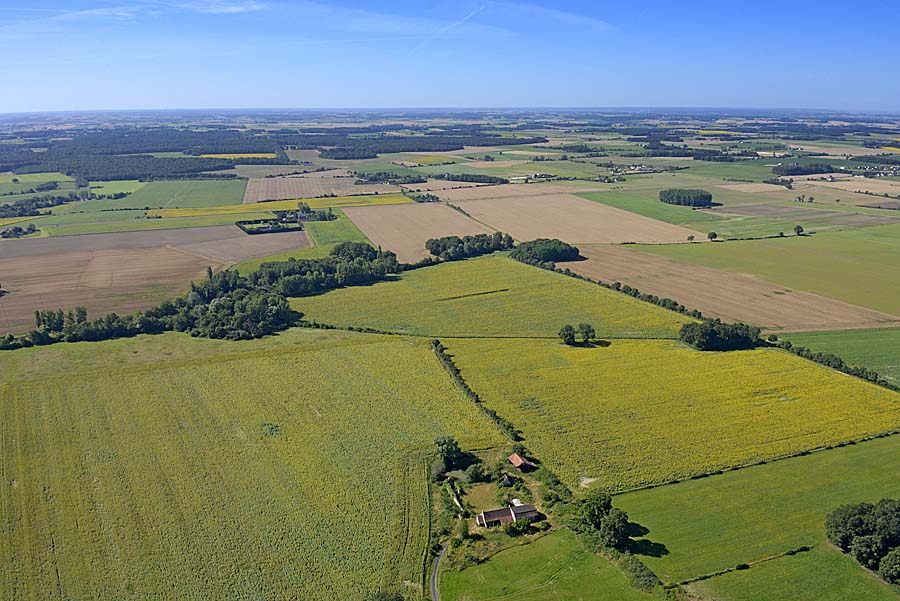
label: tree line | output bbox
[509,238,580,268]
[772,162,835,176]
[425,232,514,261]
[0,242,398,350]
[433,173,509,184]
[679,319,762,351]
[826,499,900,584]
[659,188,714,207]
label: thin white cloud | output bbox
[170,0,268,14]
[492,1,613,32]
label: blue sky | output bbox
[0,0,898,113]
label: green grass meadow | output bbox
[783,327,900,385]
[441,529,656,601]
[616,434,900,583]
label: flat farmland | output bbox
[0,227,310,333]
[242,176,399,203]
[808,175,900,196]
[690,547,898,601]
[73,180,247,212]
[437,181,605,202]
[448,338,900,491]
[296,255,692,339]
[0,334,502,600]
[342,203,491,262]
[152,193,410,218]
[784,327,900,385]
[455,193,702,243]
[560,245,900,332]
[637,223,900,316]
[616,434,900,584]
[0,247,222,333]
[441,529,654,601]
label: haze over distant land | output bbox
[0,0,898,113]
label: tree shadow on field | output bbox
[625,521,670,558]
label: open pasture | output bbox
[296,254,691,338]
[784,327,900,385]
[0,172,73,184]
[40,212,274,236]
[0,226,310,333]
[342,202,491,262]
[807,175,900,197]
[0,334,502,600]
[448,338,900,491]
[616,434,900,584]
[561,245,900,332]
[151,193,410,218]
[454,193,702,243]
[637,223,900,317]
[242,175,400,203]
[690,546,898,601]
[74,179,247,212]
[441,529,654,601]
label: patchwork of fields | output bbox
[616,434,900,584]
[561,245,900,332]
[296,255,692,338]
[243,175,399,202]
[447,338,900,490]
[343,203,492,262]
[0,333,502,600]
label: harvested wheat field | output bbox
[559,245,900,332]
[0,228,311,333]
[400,179,487,192]
[437,181,605,202]
[243,175,399,203]
[717,183,787,193]
[455,194,702,244]
[343,203,491,262]
[807,176,900,196]
[0,248,220,334]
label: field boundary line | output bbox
[614,429,900,497]
[677,544,815,586]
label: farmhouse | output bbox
[508,453,537,471]
[475,504,539,528]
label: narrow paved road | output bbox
[431,542,448,601]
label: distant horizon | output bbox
[3,106,900,118]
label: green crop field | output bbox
[636,223,900,316]
[447,338,900,490]
[232,210,369,274]
[71,180,247,212]
[40,212,272,236]
[295,255,693,339]
[690,546,898,601]
[87,180,147,196]
[30,208,149,227]
[0,330,502,601]
[784,327,900,385]
[616,434,900,583]
[0,172,73,184]
[441,530,655,601]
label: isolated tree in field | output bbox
[687,235,695,243]
[707,232,718,241]
[577,323,595,344]
[794,225,804,235]
[558,324,576,346]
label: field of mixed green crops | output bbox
[447,338,900,490]
[296,255,693,338]
[616,434,900,583]
[636,224,900,316]
[0,330,502,600]
[784,327,900,385]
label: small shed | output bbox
[475,504,540,528]
[508,453,537,472]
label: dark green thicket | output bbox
[826,499,900,583]
[658,188,713,207]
